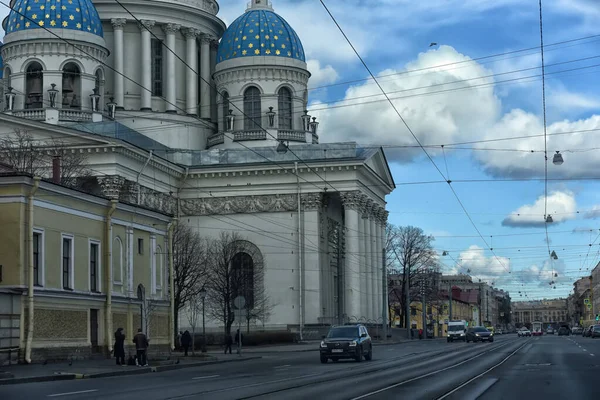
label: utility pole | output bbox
[382,248,388,341]
[448,282,453,321]
[405,266,410,339]
[421,278,426,339]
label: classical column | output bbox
[139,20,155,111]
[183,28,199,115]
[111,19,126,109]
[341,191,363,320]
[210,40,219,123]
[363,211,372,320]
[358,208,366,320]
[199,34,212,120]
[379,210,389,323]
[301,193,323,325]
[370,211,379,321]
[162,23,180,114]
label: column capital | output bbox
[182,27,201,39]
[210,40,220,51]
[200,33,216,44]
[111,18,127,29]
[139,19,156,31]
[301,192,323,211]
[340,190,366,211]
[162,23,181,35]
[97,175,125,200]
[361,197,373,219]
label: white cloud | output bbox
[457,245,511,284]
[519,259,569,288]
[307,59,339,88]
[502,190,577,227]
[547,88,600,112]
[584,205,600,219]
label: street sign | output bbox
[234,296,246,310]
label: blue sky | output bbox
[216,0,600,300]
[2,0,599,300]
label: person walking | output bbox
[114,328,126,366]
[133,328,149,367]
[181,330,192,356]
[224,332,233,354]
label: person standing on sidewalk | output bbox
[224,332,233,354]
[114,328,126,366]
[181,330,192,356]
[133,328,149,367]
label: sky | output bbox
[2,0,600,300]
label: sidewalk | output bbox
[0,353,260,386]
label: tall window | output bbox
[151,39,163,97]
[278,87,292,130]
[62,236,73,290]
[25,62,43,109]
[156,245,163,291]
[232,252,254,308]
[243,86,261,130]
[113,236,123,285]
[33,231,42,286]
[90,242,99,292]
[62,63,82,109]
[222,91,230,131]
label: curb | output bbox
[0,356,262,386]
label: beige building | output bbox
[512,299,568,326]
[0,174,173,364]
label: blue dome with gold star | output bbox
[4,0,103,38]
[217,7,304,64]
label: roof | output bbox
[4,0,103,38]
[217,7,305,63]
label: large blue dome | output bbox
[4,0,103,38]
[217,8,304,63]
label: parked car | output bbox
[571,327,583,335]
[583,326,594,337]
[319,324,372,363]
[518,328,532,337]
[591,325,600,338]
[466,326,494,343]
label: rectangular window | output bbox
[33,232,42,286]
[151,39,163,97]
[62,236,73,290]
[90,242,99,292]
[138,238,144,255]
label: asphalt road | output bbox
[1,333,597,399]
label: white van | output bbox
[447,320,468,342]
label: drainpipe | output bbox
[295,162,303,342]
[105,200,118,355]
[168,219,177,350]
[25,176,41,364]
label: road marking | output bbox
[48,389,99,397]
[590,354,595,357]
[274,364,291,368]
[436,342,527,399]
[583,349,588,352]
[349,340,517,400]
[192,375,220,380]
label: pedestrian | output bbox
[176,331,183,351]
[133,328,149,367]
[114,327,126,366]
[224,332,233,354]
[181,330,192,356]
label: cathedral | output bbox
[0,0,394,343]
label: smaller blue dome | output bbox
[4,0,103,38]
[217,8,305,63]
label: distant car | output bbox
[583,326,594,337]
[592,325,600,339]
[571,327,583,335]
[496,328,503,335]
[518,328,531,337]
[557,327,570,336]
[466,326,494,343]
[546,328,554,335]
[319,324,372,363]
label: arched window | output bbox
[243,86,261,131]
[25,62,43,109]
[232,252,254,308]
[4,67,12,89]
[112,236,123,286]
[62,63,82,109]
[156,245,163,291]
[278,87,293,130]
[221,91,229,131]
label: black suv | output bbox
[320,324,373,363]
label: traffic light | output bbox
[596,314,599,321]
[466,322,469,327]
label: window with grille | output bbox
[33,232,41,286]
[90,242,99,292]
[151,39,163,97]
[243,86,262,130]
[222,92,230,131]
[62,236,73,290]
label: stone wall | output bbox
[150,314,169,339]
[31,309,87,339]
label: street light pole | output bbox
[199,288,207,353]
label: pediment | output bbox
[364,147,395,190]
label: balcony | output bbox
[206,133,224,147]
[8,108,96,123]
[233,130,267,141]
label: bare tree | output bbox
[185,295,203,355]
[0,129,90,185]
[243,270,273,333]
[172,224,208,335]
[204,232,269,336]
[386,224,439,329]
